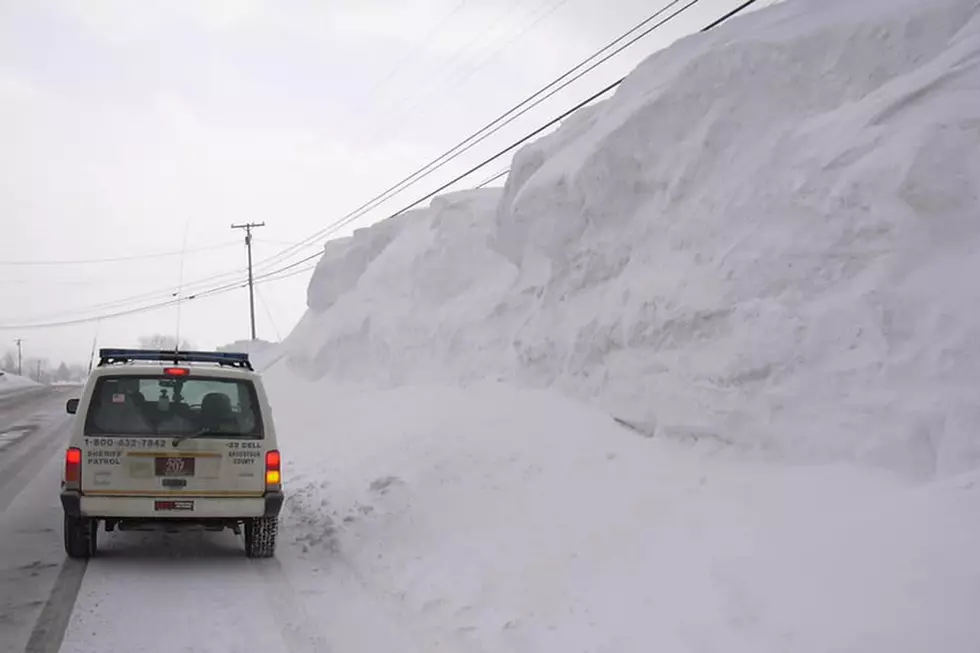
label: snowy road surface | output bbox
[57,534,332,653]
[0,385,333,653]
[0,385,79,653]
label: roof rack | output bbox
[97,348,253,370]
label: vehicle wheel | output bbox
[64,514,97,559]
[244,516,278,558]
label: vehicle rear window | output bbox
[83,375,264,438]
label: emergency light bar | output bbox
[97,348,253,370]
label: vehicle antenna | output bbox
[174,220,191,352]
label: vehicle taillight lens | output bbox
[65,447,82,486]
[265,450,281,487]
[164,367,189,376]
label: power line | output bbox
[1,263,249,324]
[434,0,573,95]
[85,0,692,295]
[15,79,620,329]
[2,234,315,327]
[0,240,239,265]
[348,0,545,147]
[254,238,323,248]
[0,257,308,330]
[386,0,696,193]
[249,0,699,275]
[351,0,472,116]
[367,0,574,148]
[243,0,759,275]
[255,286,282,341]
[0,0,762,332]
[231,221,266,341]
[0,245,326,330]
[702,0,761,30]
[24,0,697,310]
[1,275,182,286]
[276,79,618,259]
[476,168,511,188]
[367,78,625,223]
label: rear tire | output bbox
[244,516,278,558]
[64,514,97,559]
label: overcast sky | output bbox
[0,0,751,367]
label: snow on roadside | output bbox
[268,375,980,652]
[0,371,38,394]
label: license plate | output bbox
[154,456,195,477]
[155,500,194,511]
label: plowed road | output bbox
[0,386,333,653]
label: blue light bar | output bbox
[98,348,252,369]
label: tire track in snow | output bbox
[0,387,71,434]
[22,560,88,653]
[250,559,332,653]
[57,531,339,653]
[0,410,85,653]
[0,416,71,513]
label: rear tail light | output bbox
[65,447,82,488]
[164,367,189,376]
[265,450,281,487]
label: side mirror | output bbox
[66,398,80,415]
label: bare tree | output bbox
[24,357,49,383]
[137,335,195,351]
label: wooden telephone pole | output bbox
[14,338,23,376]
[231,222,266,341]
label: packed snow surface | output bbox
[266,376,980,652]
[282,0,980,479]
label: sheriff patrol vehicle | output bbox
[61,348,283,558]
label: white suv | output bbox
[61,348,284,559]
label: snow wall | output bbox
[280,0,980,479]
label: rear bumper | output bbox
[61,490,284,519]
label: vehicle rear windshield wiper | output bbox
[171,429,224,447]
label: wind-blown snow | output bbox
[281,0,980,480]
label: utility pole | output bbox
[14,338,23,376]
[231,222,266,341]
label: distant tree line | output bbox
[0,334,195,383]
[0,352,87,383]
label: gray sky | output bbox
[0,0,748,366]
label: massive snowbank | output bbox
[254,2,980,649]
[281,0,980,479]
